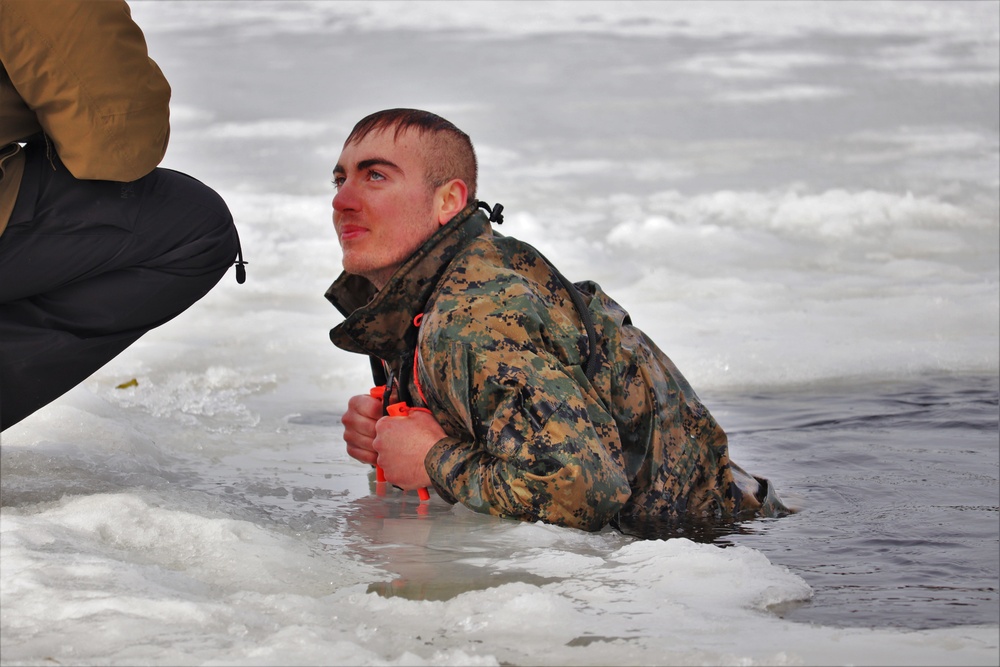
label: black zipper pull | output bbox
[234,244,248,284]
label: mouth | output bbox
[338,224,368,242]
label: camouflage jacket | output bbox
[327,204,783,532]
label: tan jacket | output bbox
[0,0,170,236]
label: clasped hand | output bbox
[341,393,444,490]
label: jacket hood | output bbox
[326,202,491,359]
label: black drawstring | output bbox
[234,243,247,284]
[478,200,504,224]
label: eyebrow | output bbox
[332,157,401,176]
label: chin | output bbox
[340,257,375,280]
[340,254,366,274]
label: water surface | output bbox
[2,2,997,664]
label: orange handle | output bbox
[368,388,431,502]
[368,384,385,482]
[386,402,432,417]
[370,386,388,482]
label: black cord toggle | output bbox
[477,201,504,225]
[234,247,248,284]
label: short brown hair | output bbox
[345,109,478,200]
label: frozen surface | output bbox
[2,2,998,665]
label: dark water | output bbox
[706,373,999,630]
[325,372,1000,631]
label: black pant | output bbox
[0,141,241,430]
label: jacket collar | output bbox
[326,202,490,359]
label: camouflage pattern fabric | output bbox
[327,204,788,531]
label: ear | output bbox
[433,179,469,225]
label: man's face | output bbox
[332,127,440,289]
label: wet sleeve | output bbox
[0,0,170,181]
[423,338,632,532]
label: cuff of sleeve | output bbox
[423,436,463,505]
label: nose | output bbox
[332,179,358,214]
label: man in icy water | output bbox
[327,108,787,534]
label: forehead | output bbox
[338,127,426,167]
